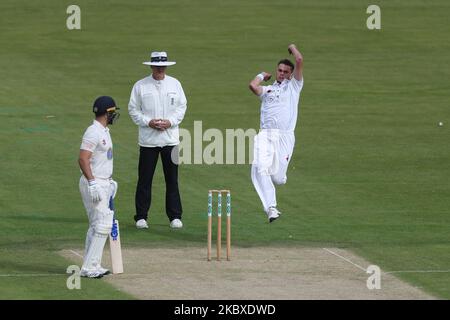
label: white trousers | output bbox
[79,176,114,270]
[251,130,295,213]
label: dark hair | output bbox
[277,59,294,72]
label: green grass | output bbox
[0,0,449,299]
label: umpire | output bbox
[128,51,187,229]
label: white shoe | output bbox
[96,265,110,276]
[267,207,281,223]
[80,268,104,279]
[170,219,183,229]
[136,219,149,229]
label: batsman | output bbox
[78,96,120,278]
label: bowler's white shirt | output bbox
[259,78,304,131]
[128,75,187,147]
[80,120,113,179]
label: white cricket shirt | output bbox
[259,78,304,131]
[80,120,113,179]
[128,75,187,147]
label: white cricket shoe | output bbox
[267,207,281,223]
[170,219,183,229]
[136,219,149,229]
[96,265,110,276]
[80,268,104,279]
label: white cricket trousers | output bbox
[79,176,114,271]
[251,130,295,213]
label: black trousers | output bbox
[134,145,182,222]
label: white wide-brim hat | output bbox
[143,51,176,66]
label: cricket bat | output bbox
[109,197,124,274]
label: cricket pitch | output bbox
[61,246,435,300]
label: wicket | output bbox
[207,189,231,261]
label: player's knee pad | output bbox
[94,222,112,236]
[272,175,287,185]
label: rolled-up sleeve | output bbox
[258,86,269,101]
[289,78,304,93]
[80,127,98,152]
[128,83,151,127]
[168,81,187,127]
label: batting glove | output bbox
[88,179,102,203]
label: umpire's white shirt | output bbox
[259,77,304,131]
[128,75,187,147]
[80,120,113,179]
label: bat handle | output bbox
[109,196,117,238]
[109,196,115,210]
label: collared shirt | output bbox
[128,75,187,147]
[258,77,304,131]
[80,120,113,179]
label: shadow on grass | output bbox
[3,214,83,224]
[0,258,67,275]
[119,222,208,245]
